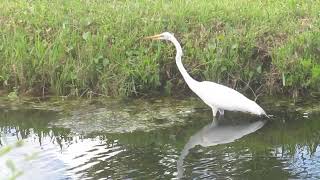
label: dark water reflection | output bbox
[177,118,266,179]
[0,98,320,179]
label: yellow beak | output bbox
[143,34,162,40]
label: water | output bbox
[0,97,320,179]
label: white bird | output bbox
[144,32,267,117]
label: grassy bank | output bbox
[1,0,320,97]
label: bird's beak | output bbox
[143,34,162,40]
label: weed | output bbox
[0,0,319,97]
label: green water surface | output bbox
[0,97,319,179]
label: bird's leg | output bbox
[211,107,218,117]
[211,116,218,126]
[217,111,225,122]
[219,109,224,116]
[218,109,224,116]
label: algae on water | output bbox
[51,98,205,134]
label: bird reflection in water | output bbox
[176,117,266,179]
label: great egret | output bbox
[144,32,267,117]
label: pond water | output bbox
[0,97,320,179]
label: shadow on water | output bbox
[176,116,266,179]
[0,98,320,179]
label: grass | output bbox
[0,0,320,97]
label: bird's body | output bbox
[145,32,267,117]
[190,81,266,116]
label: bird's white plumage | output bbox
[192,81,266,115]
[146,32,267,117]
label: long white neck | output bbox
[170,37,198,87]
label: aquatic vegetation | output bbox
[51,98,205,134]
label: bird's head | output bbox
[144,32,175,41]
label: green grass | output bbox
[0,0,320,97]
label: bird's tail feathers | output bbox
[248,101,267,117]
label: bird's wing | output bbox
[195,81,264,114]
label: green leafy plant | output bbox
[0,0,319,97]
